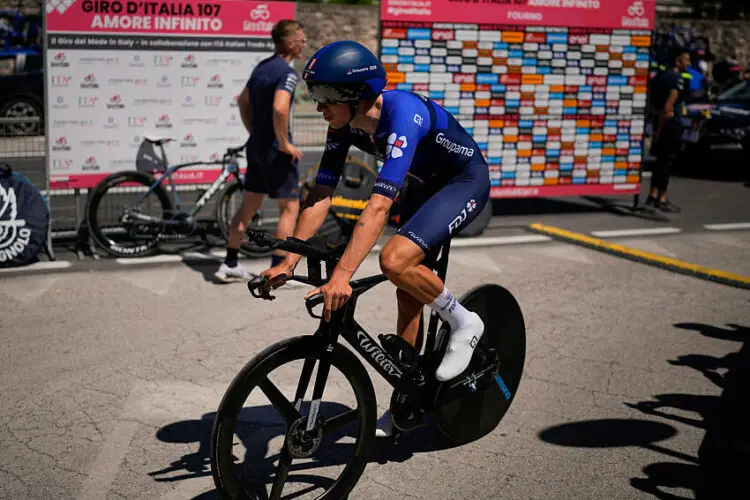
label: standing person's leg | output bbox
[655,119,684,212]
[215,153,267,282]
[268,149,301,268]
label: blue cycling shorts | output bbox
[396,162,489,254]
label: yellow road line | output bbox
[527,223,750,291]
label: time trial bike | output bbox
[209,229,527,499]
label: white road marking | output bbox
[591,227,682,238]
[115,255,184,265]
[704,222,750,231]
[451,234,552,247]
[0,260,72,273]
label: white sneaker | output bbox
[435,312,484,382]
[214,263,256,283]
[374,409,394,438]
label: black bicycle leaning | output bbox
[209,229,527,499]
[85,136,277,258]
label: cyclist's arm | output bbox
[331,120,427,283]
[238,87,252,134]
[272,71,299,150]
[281,127,351,271]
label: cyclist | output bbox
[215,19,307,283]
[258,40,491,436]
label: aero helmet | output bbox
[302,40,387,105]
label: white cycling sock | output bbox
[428,287,474,331]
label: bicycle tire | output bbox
[211,335,378,500]
[215,182,274,258]
[86,171,174,258]
[434,284,526,445]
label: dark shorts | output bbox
[243,146,300,199]
[396,162,490,256]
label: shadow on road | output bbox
[538,322,750,500]
[150,402,460,499]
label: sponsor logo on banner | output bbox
[52,96,68,109]
[50,52,70,68]
[79,55,119,65]
[0,184,31,264]
[204,96,222,106]
[128,116,148,128]
[207,74,223,88]
[52,119,94,128]
[103,116,119,129]
[181,76,199,87]
[129,136,143,148]
[52,136,71,151]
[157,75,172,88]
[128,54,145,67]
[180,155,200,162]
[80,73,99,89]
[52,159,73,170]
[227,114,241,126]
[82,156,100,171]
[109,76,148,86]
[181,95,196,107]
[230,95,239,107]
[78,96,98,108]
[244,4,274,32]
[181,54,198,68]
[153,55,173,67]
[181,134,198,148]
[82,139,120,148]
[182,117,219,125]
[107,95,125,109]
[133,97,172,106]
[109,159,134,168]
[51,75,71,87]
[622,1,649,28]
[207,57,243,67]
[156,115,173,128]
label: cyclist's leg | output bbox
[267,149,301,267]
[380,164,490,381]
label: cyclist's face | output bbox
[317,102,351,129]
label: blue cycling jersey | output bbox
[315,90,486,200]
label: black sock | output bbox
[225,248,239,267]
[271,254,284,268]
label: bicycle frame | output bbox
[127,142,243,224]
[294,238,466,412]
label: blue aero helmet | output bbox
[302,40,387,108]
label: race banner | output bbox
[380,0,656,199]
[44,0,297,190]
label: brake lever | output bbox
[305,292,324,319]
[247,276,274,300]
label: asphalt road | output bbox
[1,173,749,499]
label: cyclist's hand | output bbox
[259,263,294,296]
[306,278,352,322]
[279,142,304,162]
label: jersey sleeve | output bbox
[372,98,430,200]
[276,68,299,96]
[314,126,352,189]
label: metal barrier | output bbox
[0,113,331,242]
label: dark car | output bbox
[681,80,750,175]
[0,48,44,137]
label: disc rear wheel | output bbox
[434,284,526,444]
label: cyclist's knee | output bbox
[277,198,300,215]
[380,241,412,281]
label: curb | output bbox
[526,223,750,291]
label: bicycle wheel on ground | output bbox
[86,171,174,258]
[211,335,378,499]
[434,284,526,444]
[216,182,276,258]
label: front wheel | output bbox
[210,335,378,499]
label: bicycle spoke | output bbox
[259,377,301,425]
[269,441,293,500]
[293,358,316,411]
[322,409,359,435]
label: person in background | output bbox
[646,47,691,213]
[215,20,307,283]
